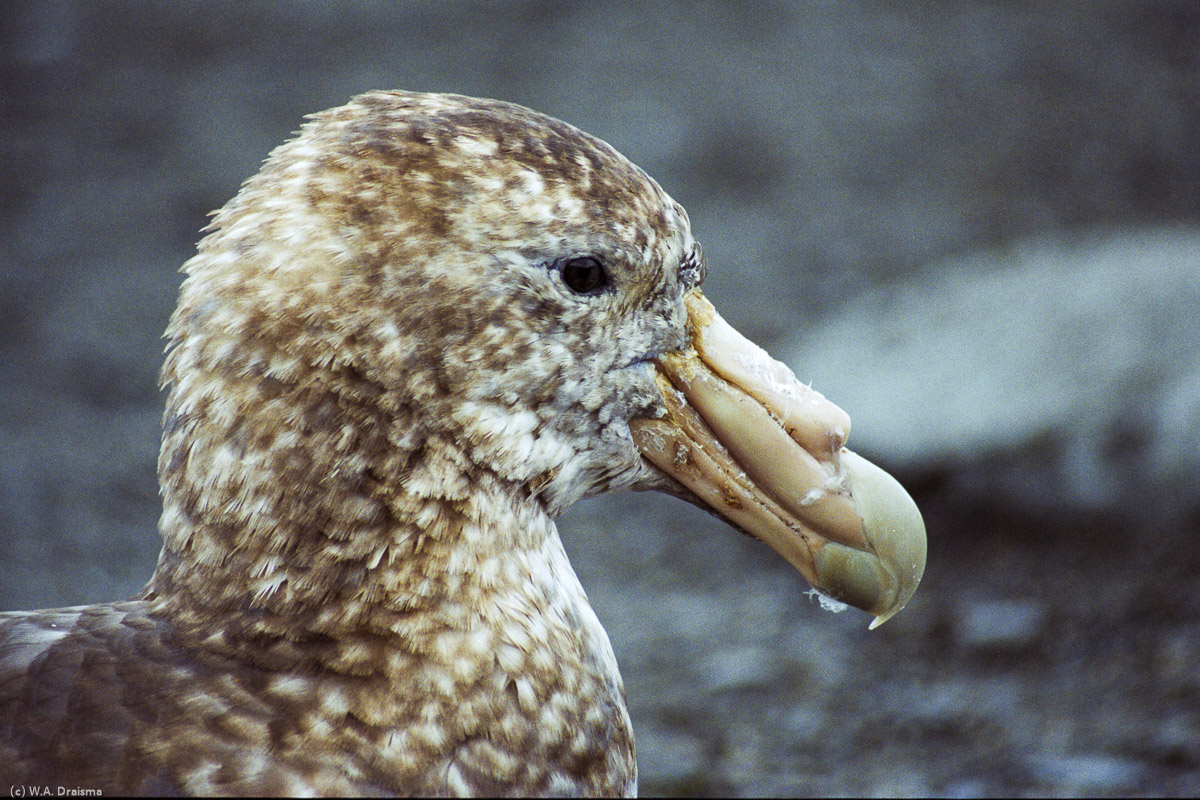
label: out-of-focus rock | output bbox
[785,227,1200,519]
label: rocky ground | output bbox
[2,2,1198,795]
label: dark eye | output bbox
[559,256,608,295]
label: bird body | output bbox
[0,91,924,795]
[2,522,630,794]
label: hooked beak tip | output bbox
[813,450,927,628]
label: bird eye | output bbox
[559,256,608,295]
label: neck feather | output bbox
[147,352,558,669]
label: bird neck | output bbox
[144,356,568,674]
[143,416,635,795]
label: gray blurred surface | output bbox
[2,1,1199,795]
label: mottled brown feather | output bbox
[0,90,710,796]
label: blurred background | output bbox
[2,1,1198,794]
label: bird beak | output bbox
[630,290,926,628]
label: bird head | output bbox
[159,91,924,627]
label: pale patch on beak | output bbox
[631,291,926,628]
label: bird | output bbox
[0,90,925,796]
